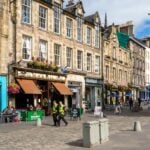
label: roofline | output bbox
[129,37,146,48]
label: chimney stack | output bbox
[66,0,75,7]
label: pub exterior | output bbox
[2,0,102,111]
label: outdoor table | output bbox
[0,113,18,123]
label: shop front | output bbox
[66,74,85,109]
[85,78,103,110]
[13,66,72,114]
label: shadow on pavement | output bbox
[120,129,134,132]
[67,139,83,148]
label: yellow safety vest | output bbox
[59,105,64,115]
[52,105,57,114]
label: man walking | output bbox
[129,97,133,110]
[52,100,58,126]
[58,101,68,126]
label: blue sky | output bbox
[64,0,150,39]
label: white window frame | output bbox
[22,0,31,24]
[66,47,72,68]
[39,40,47,61]
[87,53,92,71]
[66,18,72,38]
[39,6,47,29]
[95,56,100,73]
[54,3,61,34]
[54,44,61,66]
[77,50,83,70]
[22,35,32,60]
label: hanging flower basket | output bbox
[8,83,20,94]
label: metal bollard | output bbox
[133,121,142,132]
[36,118,42,127]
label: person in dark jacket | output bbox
[129,97,133,110]
[138,98,142,107]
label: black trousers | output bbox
[58,114,68,126]
[52,113,58,126]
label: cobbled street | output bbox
[1,107,150,150]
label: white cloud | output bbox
[64,0,150,37]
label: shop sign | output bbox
[85,78,102,84]
[94,106,102,116]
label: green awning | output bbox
[117,32,129,49]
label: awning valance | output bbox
[52,82,72,95]
[17,79,41,95]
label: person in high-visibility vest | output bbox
[52,100,58,126]
[58,101,68,126]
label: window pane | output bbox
[66,47,72,68]
[39,6,47,29]
[22,0,31,23]
[54,4,61,33]
[77,50,82,69]
[87,27,91,45]
[22,35,32,60]
[95,25,100,48]
[87,53,92,71]
[66,18,72,37]
[77,17,82,42]
[39,40,47,61]
[54,44,61,65]
[95,56,100,73]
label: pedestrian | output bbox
[138,98,141,107]
[129,97,133,110]
[52,100,58,126]
[57,101,68,126]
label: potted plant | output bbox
[27,61,33,68]
[8,83,20,94]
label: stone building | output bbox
[103,24,131,105]
[140,37,150,100]
[129,37,145,100]
[1,0,102,110]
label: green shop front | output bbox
[85,78,103,110]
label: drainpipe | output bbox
[101,27,105,110]
[8,0,17,85]
[12,0,17,63]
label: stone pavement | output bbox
[0,108,150,150]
